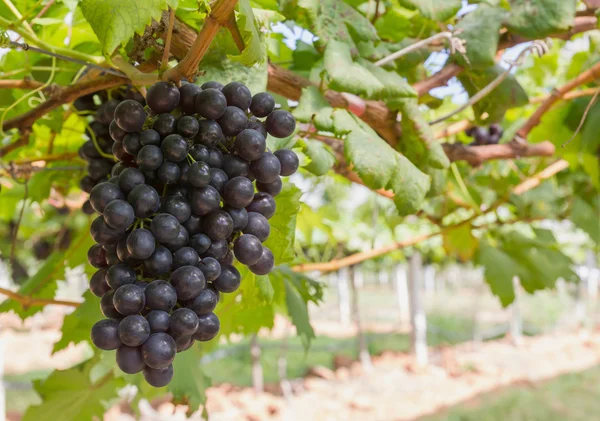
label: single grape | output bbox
[234,129,266,161]
[143,245,173,276]
[177,115,200,138]
[111,163,127,177]
[143,364,173,387]
[89,182,125,214]
[233,234,263,265]
[249,247,274,275]
[106,262,137,289]
[157,161,181,184]
[183,214,203,235]
[114,100,146,132]
[173,247,200,268]
[123,132,142,155]
[152,113,177,138]
[145,280,177,311]
[198,257,221,282]
[103,199,135,230]
[222,155,249,178]
[189,233,211,256]
[116,345,146,374]
[256,177,282,197]
[179,83,202,114]
[193,313,220,342]
[90,268,110,297]
[176,336,194,353]
[225,206,248,232]
[209,168,229,195]
[243,212,270,242]
[169,308,200,337]
[118,167,145,195]
[97,99,120,124]
[246,117,268,138]
[128,184,160,218]
[187,288,219,316]
[161,134,189,163]
[189,185,221,216]
[112,141,132,163]
[104,249,121,267]
[147,81,180,114]
[113,284,146,315]
[116,236,142,266]
[201,81,223,90]
[141,333,176,369]
[81,140,102,160]
[274,149,299,176]
[266,110,295,138]
[136,145,164,171]
[88,244,108,269]
[178,161,190,186]
[162,195,192,223]
[219,250,234,266]
[223,177,254,208]
[195,120,224,147]
[109,120,127,142]
[250,152,281,183]
[187,161,211,188]
[170,265,206,300]
[150,213,181,243]
[118,314,150,347]
[146,310,170,333]
[87,159,114,181]
[213,264,241,293]
[127,228,156,259]
[140,129,162,146]
[250,92,275,117]
[222,81,252,110]
[189,144,210,163]
[90,216,125,245]
[246,192,276,219]
[217,106,248,137]
[195,88,227,120]
[203,211,233,241]
[91,319,122,350]
[101,290,122,319]
[80,176,96,193]
[166,225,190,253]
[201,238,228,260]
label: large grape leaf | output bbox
[169,345,212,412]
[458,65,529,124]
[80,0,168,54]
[264,183,302,264]
[53,291,102,353]
[454,5,507,69]
[398,0,461,22]
[23,359,125,421]
[571,197,600,244]
[357,59,418,100]
[442,224,479,261]
[293,86,331,123]
[505,0,577,38]
[298,138,336,176]
[231,0,265,65]
[476,241,517,307]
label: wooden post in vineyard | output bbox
[510,277,523,346]
[408,252,428,366]
[394,264,410,328]
[338,267,351,325]
[250,335,264,393]
[350,266,372,369]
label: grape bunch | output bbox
[77,90,146,215]
[85,80,299,387]
[465,124,503,146]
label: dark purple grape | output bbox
[201,238,228,260]
[249,247,274,275]
[90,268,110,297]
[213,264,241,293]
[201,81,223,90]
[115,100,146,132]
[91,216,125,245]
[189,144,210,163]
[246,117,268,138]
[103,199,135,230]
[233,234,263,265]
[118,314,150,346]
[223,177,254,208]
[274,149,299,176]
[164,225,189,251]
[127,184,160,218]
[187,288,218,316]
[80,176,96,193]
[193,313,220,341]
[207,147,223,168]
[217,106,248,136]
[143,364,173,387]
[173,246,200,268]
[143,245,173,276]
[189,233,211,255]
[218,250,234,266]
[225,206,248,232]
[222,81,252,110]
[170,265,206,300]
[87,159,114,181]
[177,115,200,138]
[234,129,266,161]
[136,145,164,171]
[109,120,127,142]
[256,177,282,197]
[140,129,162,146]
[89,182,125,214]
[162,195,192,223]
[88,244,107,269]
[209,168,228,195]
[118,167,145,194]
[106,262,136,289]
[91,319,122,350]
[222,155,249,178]
[113,284,146,315]
[183,214,203,235]
[116,345,146,374]
[246,192,276,219]
[150,213,180,243]
[203,211,233,241]
[101,290,121,319]
[243,212,270,242]
[161,134,189,163]
[250,152,281,183]
[195,88,227,119]
[195,120,224,147]
[83,200,95,215]
[188,161,211,188]
[266,109,295,138]
[169,308,199,337]
[190,186,221,216]
[112,141,132,163]
[152,113,177,138]
[145,280,177,311]
[198,257,221,282]
[111,163,127,177]
[176,335,194,352]
[146,310,170,333]
[157,161,181,184]
[127,228,156,259]
[179,83,202,114]
[250,92,275,117]
[141,333,176,369]
[116,236,142,266]
[147,81,180,114]
[123,132,142,155]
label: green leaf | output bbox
[299,138,336,176]
[256,275,275,302]
[356,59,418,99]
[571,197,600,244]
[476,241,517,307]
[264,183,302,264]
[398,0,461,21]
[324,40,384,98]
[80,0,168,54]
[336,110,431,215]
[284,278,314,349]
[454,5,507,69]
[169,345,212,411]
[293,86,331,123]
[442,224,479,261]
[458,65,529,124]
[53,291,102,353]
[23,360,124,421]
[505,0,577,38]
[231,0,264,65]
